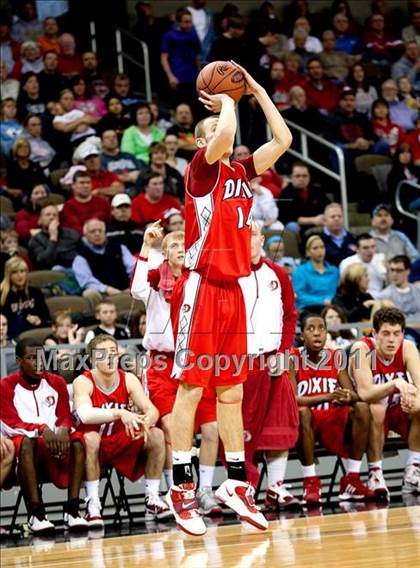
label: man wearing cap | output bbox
[107,194,144,254]
[265,235,297,274]
[369,204,419,262]
[324,88,375,165]
[101,129,146,193]
[81,144,124,198]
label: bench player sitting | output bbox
[350,307,420,497]
[0,338,88,533]
[73,334,170,527]
[290,315,374,504]
[0,434,15,489]
[130,222,220,515]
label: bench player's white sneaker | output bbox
[145,493,173,520]
[403,463,420,494]
[367,468,389,499]
[215,479,268,530]
[166,482,207,536]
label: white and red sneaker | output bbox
[145,493,173,520]
[339,473,375,501]
[403,463,420,494]
[265,482,299,510]
[368,468,389,500]
[165,483,206,536]
[302,476,322,505]
[84,497,104,529]
[215,479,268,531]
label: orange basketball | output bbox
[196,61,246,102]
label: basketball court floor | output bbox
[1,501,419,567]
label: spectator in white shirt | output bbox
[288,17,322,54]
[250,177,283,231]
[339,233,386,298]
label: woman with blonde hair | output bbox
[292,235,339,313]
[6,137,47,202]
[0,257,49,338]
[333,262,375,322]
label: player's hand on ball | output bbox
[144,220,164,246]
[230,61,261,95]
[198,90,232,113]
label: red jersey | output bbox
[76,369,129,437]
[294,347,341,410]
[183,147,256,281]
[360,337,407,405]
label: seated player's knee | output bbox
[83,431,101,455]
[299,406,312,428]
[369,403,386,425]
[146,426,165,450]
[352,401,370,422]
[200,421,219,444]
[2,439,15,466]
[20,436,36,457]
[71,438,85,457]
[161,416,172,444]
[216,384,243,404]
[178,382,204,406]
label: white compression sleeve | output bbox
[76,404,116,424]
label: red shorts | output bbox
[12,432,84,490]
[243,369,299,487]
[96,429,147,482]
[170,271,248,388]
[385,404,410,440]
[146,351,217,430]
[311,405,352,458]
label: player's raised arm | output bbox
[197,91,236,164]
[231,61,292,174]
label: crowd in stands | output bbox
[0,0,419,356]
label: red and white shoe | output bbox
[403,463,420,494]
[368,468,389,500]
[145,493,173,520]
[302,476,322,505]
[265,482,299,510]
[165,483,206,536]
[215,479,268,531]
[84,497,104,529]
[339,473,375,501]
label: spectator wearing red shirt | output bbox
[61,170,110,235]
[304,57,341,114]
[131,173,181,226]
[402,116,420,165]
[233,144,285,199]
[270,60,303,111]
[37,17,61,55]
[80,145,124,199]
[14,184,47,241]
[371,98,403,155]
[363,13,403,64]
[57,33,83,77]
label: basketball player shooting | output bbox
[165,61,292,536]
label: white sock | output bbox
[199,464,215,489]
[407,451,420,465]
[144,478,161,496]
[85,480,100,501]
[266,455,288,487]
[346,459,362,474]
[225,451,245,463]
[172,450,192,464]
[368,460,383,471]
[164,469,173,489]
[302,464,316,478]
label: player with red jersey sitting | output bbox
[0,338,88,533]
[130,224,220,516]
[350,307,420,497]
[73,334,169,528]
[290,315,374,504]
[166,62,292,536]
